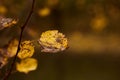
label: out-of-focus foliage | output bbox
[0,5,7,15]
[0,16,18,30]
[16,58,38,74]
[38,7,51,17]
[90,15,108,32]
[26,28,38,38]
[0,39,18,68]
[0,56,8,69]
[38,30,68,53]
[46,0,59,7]
[18,40,34,59]
[0,48,8,69]
[7,39,18,57]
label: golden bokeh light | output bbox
[90,15,108,32]
[38,7,51,17]
[0,5,7,14]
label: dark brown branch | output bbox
[2,0,35,80]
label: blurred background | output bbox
[1,0,120,80]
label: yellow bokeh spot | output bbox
[16,58,38,74]
[7,39,18,57]
[38,7,51,17]
[0,5,7,14]
[90,15,108,32]
[17,40,34,59]
[38,30,68,53]
[46,0,59,7]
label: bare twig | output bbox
[2,0,35,80]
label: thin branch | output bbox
[2,0,35,80]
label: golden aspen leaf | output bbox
[0,49,8,69]
[7,39,18,57]
[0,5,7,14]
[1,18,18,28]
[17,40,34,59]
[38,7,51,17]
[0,48,5,56]
[0,16,18,30]
[38,30,68,53]
[16,58,38,74]
[0,57,8,69]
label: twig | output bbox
[2,0,35,80]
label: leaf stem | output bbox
[2,0,35,80]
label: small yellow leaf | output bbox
[0,16,18,30]
[7,39,18,57]
[1,18,18,28]
[16,58,38,74]
[0,56,8,69]
[17,40,34,59]
[0,49,8,69]
[38,30,68,53]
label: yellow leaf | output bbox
[17,40,34,59]
[7,39,18,57]
[0,16,18,30]
[38,30,68,53]
[0,56,8,69]
[1,18,18,28]
[0,49,8,69]
[16,58,38,74]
